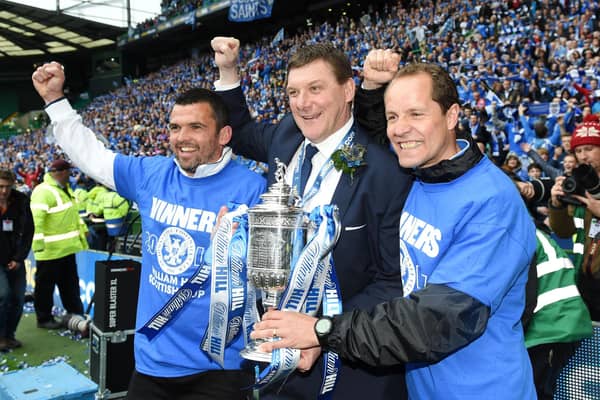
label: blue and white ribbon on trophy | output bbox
[201,205,250,366]
[252,205,342,399]
[137,260,212,340]
[301,207,343,398]
[318,259,342,397]
[137,247,214,340]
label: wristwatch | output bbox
[314,316,334,346]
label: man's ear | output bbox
[344,78,356,104]
[219,125,232,145]
[446,103,460,131]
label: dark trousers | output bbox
[0,264,26,338]
[34,254,83,322]
[87,223,108,251]
[126,369,254,400]
[260,356,407,400]
[528,341,579,400]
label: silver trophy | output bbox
[240,159,307,362]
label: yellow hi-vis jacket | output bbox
[73,187,89,217]
[30,173,88,261]
[86,185,109,218]
[100,190,130,236]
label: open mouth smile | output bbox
[399,141,422,149]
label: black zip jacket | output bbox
[0,189,34,266]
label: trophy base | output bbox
[240,339,273,363]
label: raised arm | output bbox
[32,62,116,189]
[211,36,277,162]
[520,142,562,180]
[354,49,400,145]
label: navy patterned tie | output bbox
[299,144,318,195]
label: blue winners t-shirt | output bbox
[114,154,266,377]
[400,156,536,399]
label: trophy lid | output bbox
[249,158,303,214]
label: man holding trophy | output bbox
[212,37,413,399]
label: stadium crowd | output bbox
[131,0,223,37]
[2,0,600,191]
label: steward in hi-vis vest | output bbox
[30,170,88,260]
[99,190,130,236]
[29,159,87,329]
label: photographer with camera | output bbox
[549,114,600,320]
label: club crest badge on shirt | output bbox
[156,227,196,275]
[400,240,417,296]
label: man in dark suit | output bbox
[211,37,412,400]
[499,79,521,105]
[468,111,491,154]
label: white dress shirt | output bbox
[287,117,353,212]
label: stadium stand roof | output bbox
[0,0,126,59]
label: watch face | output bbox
[316,318,332,336]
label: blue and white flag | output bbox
[484,89,503,107]
[185,10,196,30]
[527,102,568,117]
[247,56,260,66]
[229,0,274,22]
[481,80,503,116]
[435,17,453,38]
[271,27,284,45]
[568,69,581,80]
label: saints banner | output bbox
[228,0,274,22]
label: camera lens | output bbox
[63,314,90,337]
[531,177,554,203]
[562,176,578,194]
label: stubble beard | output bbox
[177,157,200,174]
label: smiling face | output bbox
[507,156,519,169]
[385,72,460,169]
[286,59,355,144]
[563,154,577,174]
[528,166,542,179]
[168,102,231,175]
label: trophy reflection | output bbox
[240,159,306,362]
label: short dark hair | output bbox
[0,169,16,183]
[528,162,542,172]
[391,63,459,114]
[173,88,229,131]
[287,43,353,84]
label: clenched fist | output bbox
[363,49,400,90]
[211,36,240,85]
[31,61,66,104]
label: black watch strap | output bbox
[314,316,334,347]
